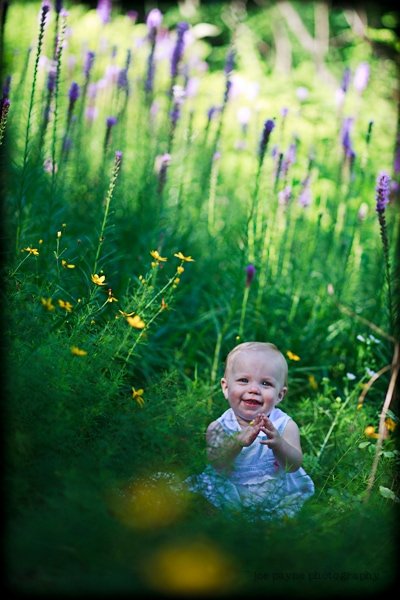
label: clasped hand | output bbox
[236,414,281,448]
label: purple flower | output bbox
[84,51,95,80]
[224,48,235,76]
[68,81,80,104]
[55,0,63,14]
[115,150,123,163]
[106,116,117,127]
[245,264,256,287]
[146,8,162,33]
[258,119,275,163]
[298,175,312,207]
[341,67,351,93]
[171,22,189,79]
[353,62,369,93]
[42,1,51,16]
[97,0,111,24]
[375,172,391,213]
[341,117,354,158]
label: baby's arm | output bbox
[260,417,303,472]
[206,416,264,473]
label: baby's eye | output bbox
[261,380,272,386]
[238,378,248,383]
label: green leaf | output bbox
[358,441,370,449]
[379,486,400,503]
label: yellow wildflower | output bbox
[23,247,39,256]
[107,289,118,303]
[127,315,146,329]
[58,299,73,313]
[177,266,184,275]
[385,417,396,432]
[174,251,195,262]
[286,351,301,361]
[70,346,88,356]
[161,298,168,311]
[61,259,76,269]
[364,426,379,439]
[357,403,363,410]
[91,273,106,286]
[150,250,168,262]
[118,309,135,317]
[41,297,55,311]
[132,387,145,407]
[174,277,180,285]
[308,374,318,390]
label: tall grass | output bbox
[3,0,399,596]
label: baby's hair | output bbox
[224,341,288,386]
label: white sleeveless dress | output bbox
[188,407,314,520]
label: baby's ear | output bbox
[221,378,229,400]
[276,386,288,404]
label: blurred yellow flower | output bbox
[308,374,318,390]
[132,387,145,407]
[108,475,188,530]
[150,250,167,262]
[177,265,184,275]
[161,298,168,311]
[70,346,87,356]
[173,277,180,285]
[143,539,235,594]
[127,315,145,329]
[364,425,379,439]
[61,259,75,269]
[23,247,39,256]
[385,417,396,432]
[174,251,195,262]
[41,297,55,311]
[91,273,106,286]
[58,299,73,312]
[287,350,301,361]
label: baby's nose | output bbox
[248,382,261,393]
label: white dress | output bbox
[188,407,314,520]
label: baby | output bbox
[189,341,314,519]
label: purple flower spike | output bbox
[245,264,256,287]
[68,81,80,104]
[146,8,162,32]
[42,1,51,15]
[258,119,275,163]
[171,22,189,79]
[341,67,351,93]
[106,116,117,127]
[97,0,111,24]
[224,48,235,76]
[84,51,95,80]
[341,117,354,158]
[55,0,63,14]
[375,172,391,213]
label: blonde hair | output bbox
[224,341,288,386]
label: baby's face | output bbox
[221,350,287,426]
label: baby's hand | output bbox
[259,416,282,448]
[236,414,265,447]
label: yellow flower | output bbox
[177,266,184,275]
[286,350,301,361]
[150,250,168,262]
[132,387,145,407]
[71,346,88,356]
[107,289,118,303]
[58,299,73,312]
[308,374,318,390]
[23,247,39,256]
[385,417,396,432]
[118,309,135,317]
[364,425,379,439]
[41,297,55,311]
[174,251,195,262]
[161,298,168,311]
[61,259,76,269]
[357,403,363,410]
[91,273,106,286]
[127,315,146,329]
[174,277,180,285]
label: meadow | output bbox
[2,0,400,596]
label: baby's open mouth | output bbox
[242,398,262,406]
